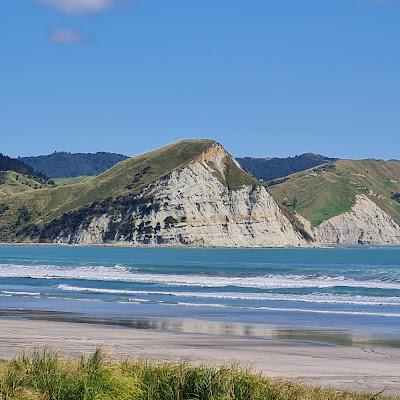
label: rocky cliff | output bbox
[314,195,400,245]
[48,143,307,247]
[2,139,400,247]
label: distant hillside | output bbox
[237,153,336,181]
[269,159,400,227]
[0,154,53,198]
[21,152,128,178]
[0,153,46,179]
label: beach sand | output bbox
[0,318,399,395]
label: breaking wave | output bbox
[57,284,400,306]
[1,263,400,290]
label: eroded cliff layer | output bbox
[1,140,400,247]
[43,143,306,247]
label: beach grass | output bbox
[0,350,396,400]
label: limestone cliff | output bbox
[295,195,400,246]
[51,144,307,247]
[314,195,400,245]
[3,140,400,247]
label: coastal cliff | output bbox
[1,140,399,247]
[44,143,306,247]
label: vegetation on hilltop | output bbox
[209,156,259,191]
[0,154,54,200]
[269,159,400,227]
[0,171,54,198]
[0,154,47,180]
[237,153,336,181]
[21,152,128,178]
[0,350,395,400]
[53,176,93,186]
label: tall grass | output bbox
[0,350,396,400]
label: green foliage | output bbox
[0,350,138,400]
[0,171,54,199]
[21,152,129,179]
[164,216,178,228]
[269,159,400,227]
[392,193,400,203]
[0,351,394,400]
[223,157,259,191]
[0,203,9,215]
[0,154,47,180]
[53,177,92,186]
[237,153,336,181]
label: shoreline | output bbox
[0,242,321,249]
[2,242,400,249]
[2,309,400,349]
[1,318,400,395]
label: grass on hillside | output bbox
[53,176,93,186]
[0,140,262,242]
[0,171,54,198]
[0,350,395,400]
[269,160,400,227]
[0,140,217,239]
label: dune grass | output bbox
[0,350,396,400]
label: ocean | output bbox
[1,245,400,345]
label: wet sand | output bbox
[0,318,399,395]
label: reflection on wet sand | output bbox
[2,308,400,348]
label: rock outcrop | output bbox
[314,195,400,245]
[295,195,400,246]
[52,144,307,247]
[4,140,400,247]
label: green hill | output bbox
[0,154,53,199]
[0,139,256,242]
[0,153,47,180]
[268,159,400,227]
[21,151,128,178]
[237,153,336,181]
[0,171,54,198]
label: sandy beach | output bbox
[0,318,399,396]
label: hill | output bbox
[0,154,53,198]
[0,153,46,179]
[237,153,336,181]
[1,140,400,247]
[268,159,400,244]
[21,151,128,178]
[3,139,300,246]
[0,171,54,198]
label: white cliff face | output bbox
[66,214,112,245]
[55,145,306,247]
[302,195,400,245]
[128,164,305,247]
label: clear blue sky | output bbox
[1,0,399,159]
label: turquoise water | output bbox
[1,246,400,341]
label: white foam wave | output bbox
[176,302,229,308]
[249,306,400,318]
[0,290,40,297]
[165,301,400,317]
[57,284,400,306]
[1,264,400,290]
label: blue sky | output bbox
[1,0,399,158]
